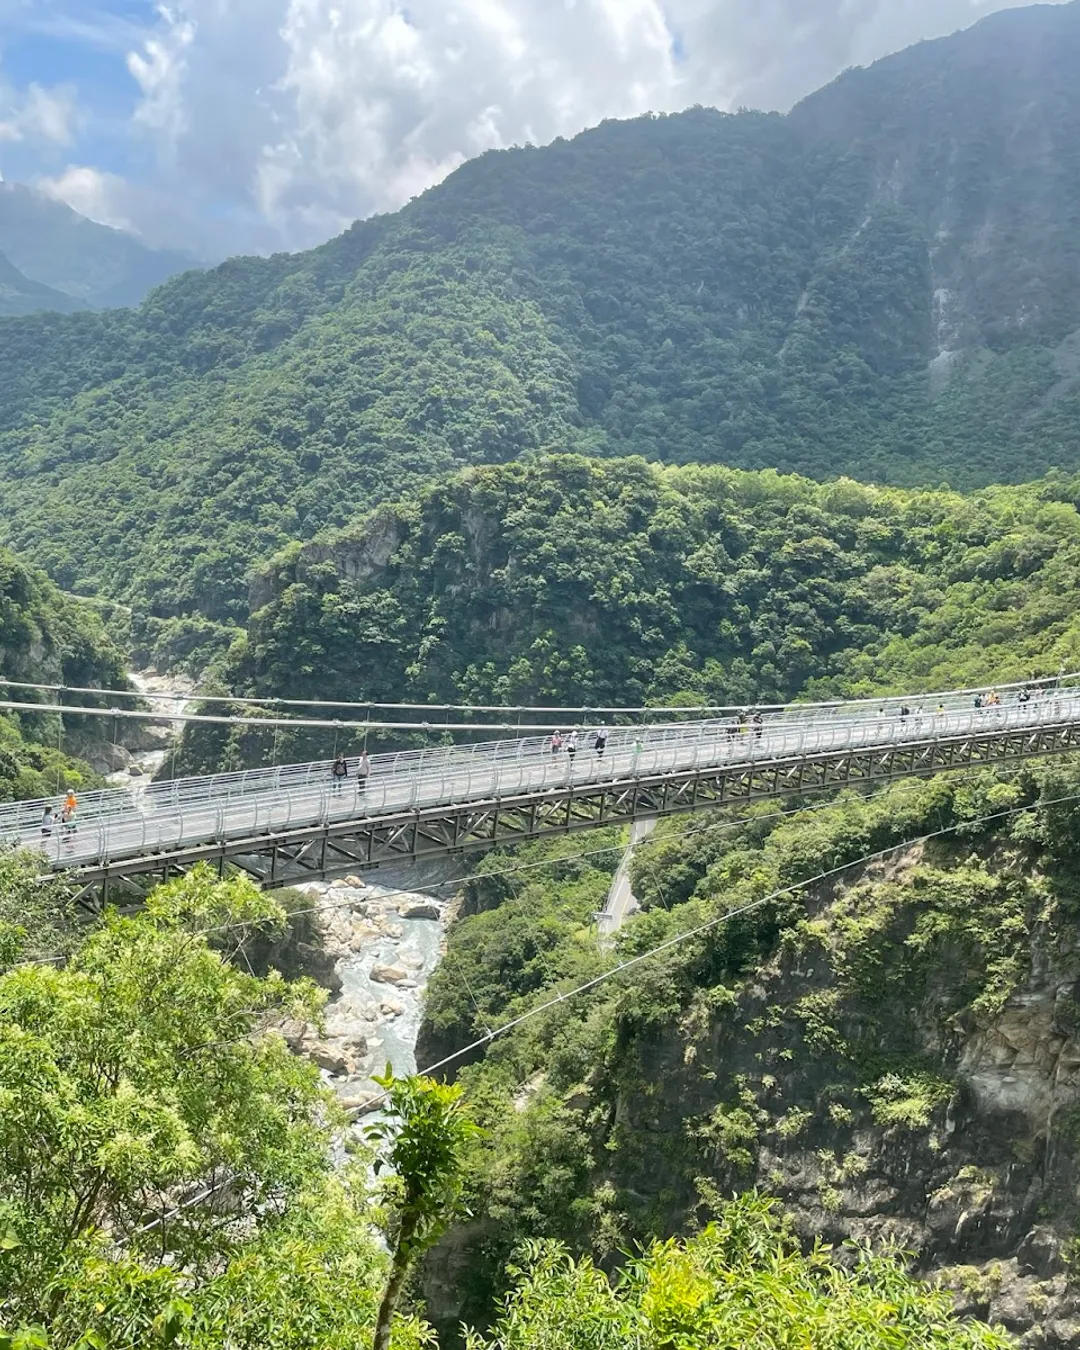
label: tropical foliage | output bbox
[171,454,1080,771]
[420,762,1080,1326]
[0,862,432,1350]
[0,547,127,800]
[467,1195,1009,1349]
[2,3,1080,634]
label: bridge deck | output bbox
[6,685,1079,892]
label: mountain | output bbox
[0,183,195,309]
[1,3,1080,630]
[0,545,127,799]
[788,0,1080,368]
[170,453,1080,771]
[0,249,84,317]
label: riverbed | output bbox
[288,875,448,1112]
[110,671,451,1098]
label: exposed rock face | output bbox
[596,929,1080,1346]
[275,880,446,1109]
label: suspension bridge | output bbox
[4,679,1080,901]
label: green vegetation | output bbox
[2,850,1013,1348]
[0,862,433,1350]
[419,764,1080,1325]
[0,546,128,800]
[467,1194,1009,1349]
[170,453,1080,769]
[2,1,1080,635]
[366,1073,481,1350]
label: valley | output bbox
[6,2,1080,1346]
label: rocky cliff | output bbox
[419,771,1080,1347]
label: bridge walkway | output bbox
[3,683,1077,894]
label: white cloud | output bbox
[37,164,132,229]
[96,0,1070,255]
[0,80,79,146]
[128,4,197,148]
[661,0,1070,112]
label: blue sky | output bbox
[0,0,1066,260]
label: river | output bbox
[111,670,450,1101]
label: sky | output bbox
[0,0,1067,260]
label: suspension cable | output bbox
[1,671,1075,720]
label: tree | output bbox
[466,1193,1012,1349]
[366,1071,482,1350]
[0,862,431,1349]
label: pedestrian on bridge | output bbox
[357,749,370,795]
[41,805,54,840]
[594,725,608,758]
[61,790,77,849]
[567,730,578,764]
[550,730,563,755]
[331,754,348,794]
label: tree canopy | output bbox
[2,3,1080,639]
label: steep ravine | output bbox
[283,870,452,1115]
[417,805,1080,1348]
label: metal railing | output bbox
[6,679,1079,873]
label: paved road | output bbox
[2,685,1075,875]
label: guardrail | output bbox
[5,681,1078,874]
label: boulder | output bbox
[340,1091,383,1117]
[371,963,410,986]
[276,1017,311,1052]
[380,1000,406,1018]
[348,924,381,951]
[1016,1225,1062,1278]
[307,1041,354,1076]
[343,875,367,889]
[400,901,441,921]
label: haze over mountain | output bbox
[0,0,1079,636]
[0,183,196,314]
[0,249,83,317]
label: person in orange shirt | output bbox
[61,789,78,848]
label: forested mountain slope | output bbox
[172,454,1080,771]
[418,768,1080,1346]
[0,547,127,798]
[2,2,1080,627]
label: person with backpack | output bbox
[594,725,608,758]
[331,754,348,794]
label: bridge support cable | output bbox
[3,689,1079,899]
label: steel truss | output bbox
[65,718,1080,905]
